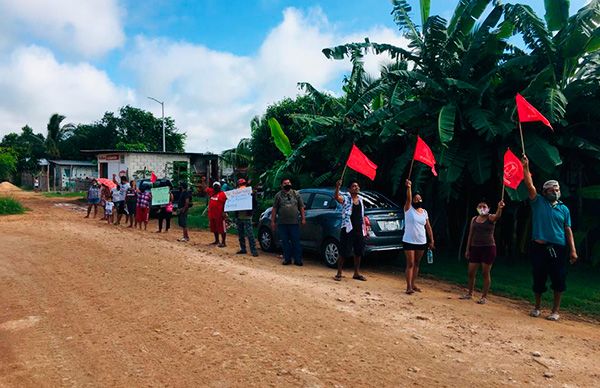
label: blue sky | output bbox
[0,0,592,152]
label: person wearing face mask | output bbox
[271,178,306,266]
[402,179,435,294]
[85,179,101,218]
[522,156,577,321]
[460,200,505,304]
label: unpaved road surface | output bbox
[1,190,599,387]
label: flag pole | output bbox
[518,121,526,156]
[501,183,505,202]
[340,163,348,183]
[407,158,415,181]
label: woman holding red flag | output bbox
[460,199,504,304]
[402,179,435,294]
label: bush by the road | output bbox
[0,196,25,215]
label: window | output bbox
[360,191,398,209]
[300,192,312,209]
[311,193,333,210]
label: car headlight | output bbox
[368,230,376,237]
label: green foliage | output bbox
[544,0,570,31]
[115,142,149,151]
[0,148,17,181]
[0,196,25,215]
[267,118,292,157]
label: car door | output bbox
[298,191,313,247]
[302,192,335,249]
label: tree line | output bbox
[0,106,186,183]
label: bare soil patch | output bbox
[1,191,599,387]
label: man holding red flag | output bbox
[522,156,577,322]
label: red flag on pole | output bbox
[346,144,378,180]
[516,93,553,130]
[503,149,524,189]
[413,136,438,176]
[150,171,157,183]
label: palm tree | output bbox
[45,113,75,159]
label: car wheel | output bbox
[321,238,340,268]
[259,227,275,252]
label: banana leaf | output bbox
[268,118,292,158]
[524,132,562,173]
[438,104,456,145]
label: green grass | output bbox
[43,191,86,199]
[187,204,210,229]
[418,252,600,318]
[0,196,25,215]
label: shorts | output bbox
[340,229,365,258]
[126,202,136,215]
[403,242,427,251]
[178,212,188,228]
[115,201,125,213]
[135,207,150,223]
[105,210,113,216]
[531,241,567,293]
[88,198,100,205]
[209,216,225,234]
[468,245,496,265]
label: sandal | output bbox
[459,293,473,300]
[405,289,414,295]
[333,274,342,281]
[413,286,422,292]
[217,243,226,248]
[352,274,367,281]
[546,312,560,321]
[477,297,487,305]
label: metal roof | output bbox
[48,160,97,166]
[80,149,218,158]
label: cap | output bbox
[543,180,559,190]
[213,181,221,187]
[237,178,246,185]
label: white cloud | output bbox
[0,45,134,137]
[0,0,125,57]
[123,7,409,153]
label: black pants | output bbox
[158,209,172,231]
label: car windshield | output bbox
[359,191,398,209]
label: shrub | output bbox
[0,196,25,215]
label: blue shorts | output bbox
[88,198,100,205]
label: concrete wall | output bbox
[97,152,190,180]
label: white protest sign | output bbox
[224,186,253,212]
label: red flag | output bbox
[413,136,437,176]
[346,145,378,180]
[150,171,157,183]
[516,93,553,130]
[503,149,524,189]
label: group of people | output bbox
[83,155,578,321]
[326,156,577,322]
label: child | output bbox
[105,195,115,225]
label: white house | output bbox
[80,150,220,182]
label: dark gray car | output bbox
[258,188,405,267]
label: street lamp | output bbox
[147,96,166,152]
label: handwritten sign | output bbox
[224,186,252,212]
[151,186,170,206]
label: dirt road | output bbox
[1,190,599,387]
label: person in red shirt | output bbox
[208,181,228,247]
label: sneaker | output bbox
[294,262,303,266]
[236,250,247,255]
[546,312,560,321]
[530,309,541,317]
[459,293,472,300]
[251,252,259,257]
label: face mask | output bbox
[545,192,560,202]
[412,201,423,209]
[283,185,292,191]
[477,208,489,216]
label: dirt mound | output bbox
[0,181,22,192]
